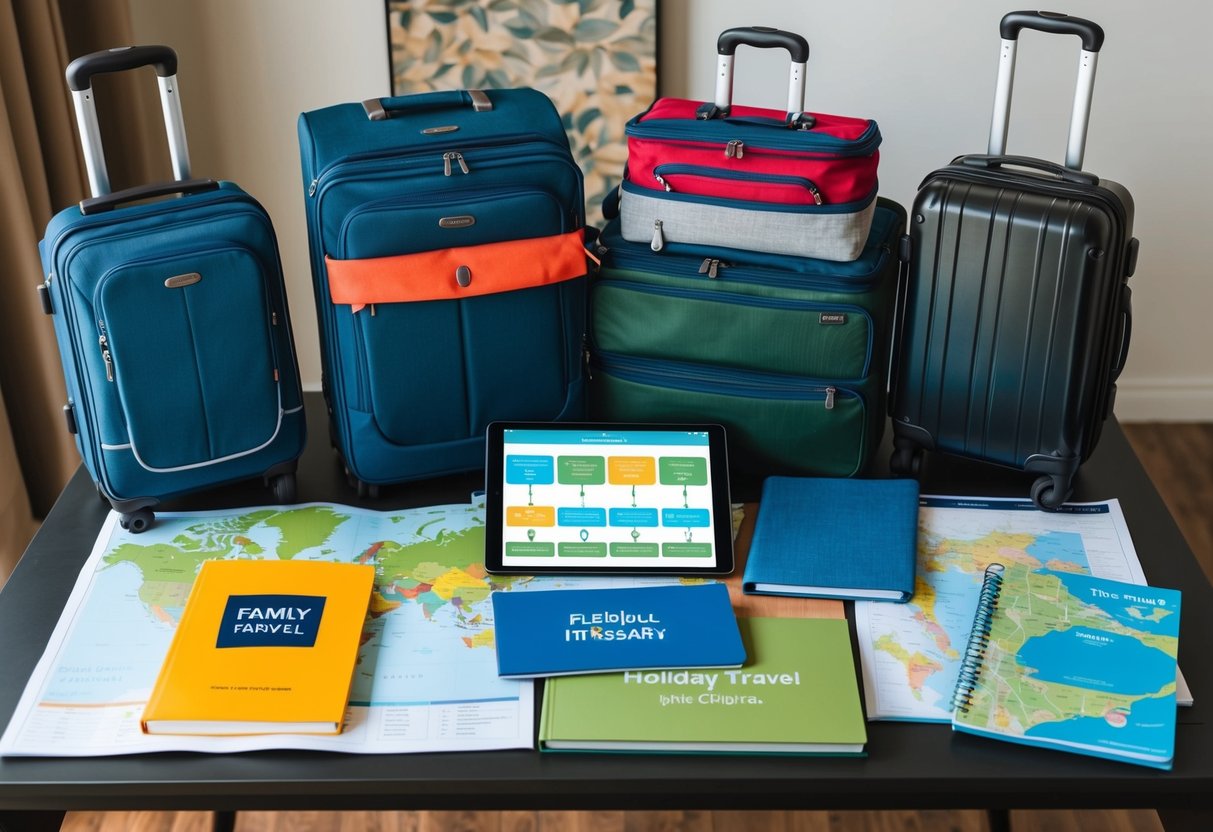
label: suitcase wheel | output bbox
[271,472,297,504]
[1031,475,1072,512]
[344,466,380,500]
[889,446,922,477]
[119,508,154,534]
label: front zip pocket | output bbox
[334,188,581,445]
[96,245,281,472]
[591,352,869,477]
[591,279,874,380]
[653,164,823,205]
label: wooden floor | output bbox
[58,424,1213,832]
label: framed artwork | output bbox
[386,0,659,226]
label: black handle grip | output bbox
[959,154,1100,186]
[66,45,179,92]
[717,27,809,63]
[1112,284,1133,378]
[999,11,1104,52]
[79,178,219,215]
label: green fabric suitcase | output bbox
[589,198,904,496]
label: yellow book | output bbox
[141,559,375,736]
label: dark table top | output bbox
[0,394,1210,814]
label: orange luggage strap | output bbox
[326,229,586,312]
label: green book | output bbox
[538,617,866,755]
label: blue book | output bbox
[491,583,745,678]
[952,566,1180,769]
[742,477,919,602]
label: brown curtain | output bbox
[0,0,167,584]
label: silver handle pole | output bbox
[713,54,734,112]
[71,89,111,197]
[787,61,807,114]
[157,74,191,181]
[1066,50,1099,170]
[988,38,1018,156]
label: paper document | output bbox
[0,501,686,756]
[855,496,1191,722]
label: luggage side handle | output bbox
[363,90,493,121]
[988,10,1105,170]
[65,45,190,197]
[703,26,809,122]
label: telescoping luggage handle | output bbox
[989,10,1105,170]
[65,45,192,198]
[698,26,809,125]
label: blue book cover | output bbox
[742,477,918,602]
[952,567,1181,770]
[491,583,745,678]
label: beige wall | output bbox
[129,0,1213,420]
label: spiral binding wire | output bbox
[950,563,1006,714]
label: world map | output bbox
[1,499,697,756]
[43,502,535,711]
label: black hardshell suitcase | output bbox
[889,11,1137,510]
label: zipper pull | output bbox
[725,140,745,159]
[807,184,823,205]
[308,178,318,198]
[98,332,114,382]
[650,219,665,252]
[698,258,723,278]
[443,151,469,176]
[824,386,836,410]
[271,311,278,326]
[655,173,671,192]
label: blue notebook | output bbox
[742,477,919,602]
[491,583,745,678]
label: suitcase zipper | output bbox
[652,164,823,204]
[626,118,881,158]
[97,325,113,382]
[596,237,888,293]
[593,351,856,410]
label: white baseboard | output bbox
[1113,376,1213,422]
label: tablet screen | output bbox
[484,422,734,575]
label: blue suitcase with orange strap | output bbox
[297,88,588,494]
[38,46,305,532]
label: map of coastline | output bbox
[855,497,1145,723]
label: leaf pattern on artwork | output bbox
[388,0,657,227]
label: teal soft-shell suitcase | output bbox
[38,47,305,532]
[298,88,588,494]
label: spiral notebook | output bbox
[951,564,1181,769]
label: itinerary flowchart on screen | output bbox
[499,428,718,569]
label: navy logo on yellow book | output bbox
[216,594,326,648]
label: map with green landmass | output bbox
[1,500,687,756]
[854,497,1144,722]
[954,568,1179,766]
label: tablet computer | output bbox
[484,422,735,575]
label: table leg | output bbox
[0,811,65,832]
[1158,809,1213,832]
[986,809,1011,832]
[213,810,236,832]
